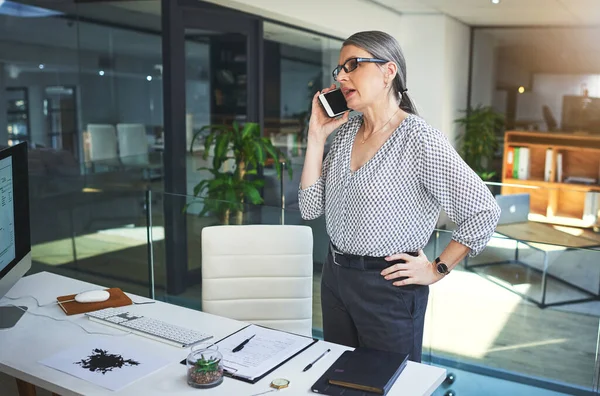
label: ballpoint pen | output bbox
[303,349,331,372]
[232,334,256,352]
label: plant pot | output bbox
[186,345,224,388]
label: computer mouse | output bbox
[74,290,110,303]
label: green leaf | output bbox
[242,184,263,205]
[242,123,259,139]
[253,140,265,164]
[213,132,231,169]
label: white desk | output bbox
[0,272,446,396]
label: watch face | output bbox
[270,378,290,389]
[437,263,449,274]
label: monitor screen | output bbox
[561,95,600,133]
[0,142,30,281]
[0,155,15,273]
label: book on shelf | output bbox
[583,192,600,226]
[544,148,553,182]
[508,146,530,180]
[513,147,520,179]
[505,146,514,178]
[517,147,530,180]
[564,176,597,185]
[557,153,563,182]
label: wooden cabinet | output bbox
[501,130,600,228]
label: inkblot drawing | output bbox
[75,348,140,374]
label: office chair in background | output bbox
[542,105,558,131]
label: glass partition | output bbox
[28,186,152,297]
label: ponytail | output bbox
[391,74,418,116]
[399,90,418,116]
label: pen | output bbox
[232,334,255,352]
[303,348,331,372]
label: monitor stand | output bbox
[0,306,27,329]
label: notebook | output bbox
[311,348,409,395]
[56,288,133,316]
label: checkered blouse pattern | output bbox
[298,114,501,257]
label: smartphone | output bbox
[318,89,349,118]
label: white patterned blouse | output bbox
[298,113,501,257]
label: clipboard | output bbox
[181,324,318,384]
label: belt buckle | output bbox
[331,244,342,266]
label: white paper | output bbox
[217,324,314,380]
[39,339,171,392]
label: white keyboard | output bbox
[86,308,212,348]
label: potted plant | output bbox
[186,347,224,388]
[454,105,505,181]
[188,121,291,225]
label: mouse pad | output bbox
[57,288,133,316]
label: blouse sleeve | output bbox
[418,127,501,257]
[298,149,331,220]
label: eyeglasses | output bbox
[332,57,388,81]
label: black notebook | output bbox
[311,348,409,395]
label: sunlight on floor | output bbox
[31,225,165,266]
[486,338,568,353]
[424,269,529,360]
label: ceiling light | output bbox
[518,86,525,94]
[146,75,152,81]
[491,0,500,4]
[98,70,105,76]
[38,64,44,69]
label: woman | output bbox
[298,31,500,362]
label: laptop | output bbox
[495,193,530,225]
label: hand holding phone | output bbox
[318,88,349,118]
[308,84,350,145]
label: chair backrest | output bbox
[87,124,118,162]
[542,105,558,131]
[116,123,149,166]
[201,225,313,337]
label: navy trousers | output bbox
[321,246,429,362]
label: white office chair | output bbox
[116,123,150,166]
[201,225,313,337]
[87,124,119,170]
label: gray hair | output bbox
[343,31,418,115]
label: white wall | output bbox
[399,15,470,143]
[442,17,470,145]
[398,15,446,132]
[471,31,497,107]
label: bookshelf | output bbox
[502,131,600,228]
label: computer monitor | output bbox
[495,193,530,225]
[0,142,31,329]
[561,95,600,133]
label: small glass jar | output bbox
[186,344,224,388]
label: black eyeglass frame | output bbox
[332,57,388,81]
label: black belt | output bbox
[329,243,418,271]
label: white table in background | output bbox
[0,272,446,396]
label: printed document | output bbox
[217,324,314,380]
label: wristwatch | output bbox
[434,257,450,275]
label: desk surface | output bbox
[496,222,600,249]
[0,272,446,396]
